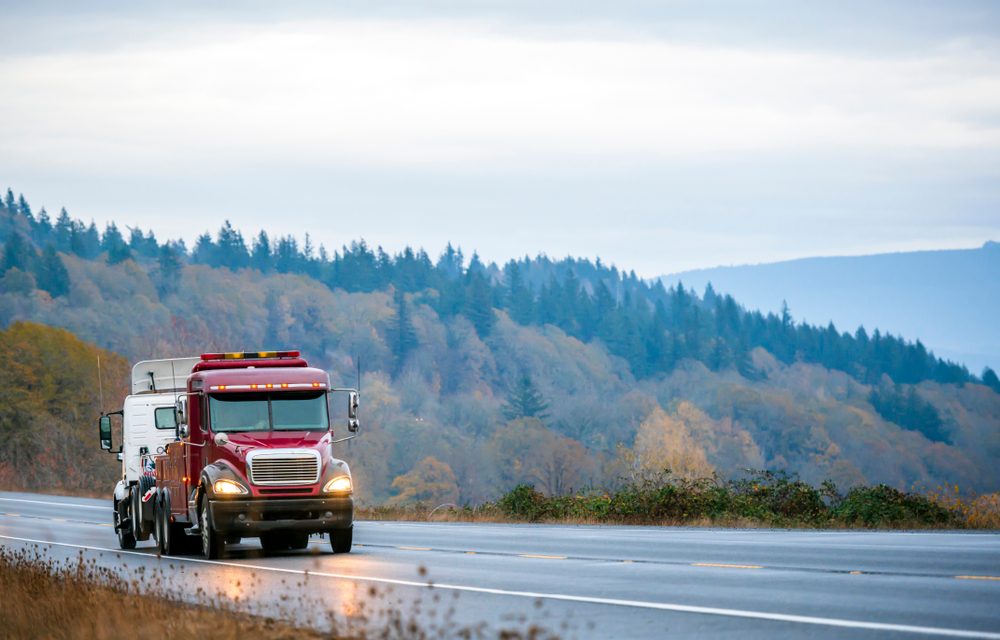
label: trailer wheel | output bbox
[200,499,224,559]
[329,526,352,554]
[115,497,136,550]
[157,491,179,556]
[153,492,164,554]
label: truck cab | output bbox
[152,351,359,558]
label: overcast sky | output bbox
[1,1,998,276]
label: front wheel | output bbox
[329,526,352,554]
[200,499,224,559]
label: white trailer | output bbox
[99,357,199,549]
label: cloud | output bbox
[2,18,999,173]
[0,11,998,275]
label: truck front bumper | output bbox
[208,496,353,536]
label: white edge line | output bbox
[1,534,998,640]
[0,497,108,511]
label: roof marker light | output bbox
[201,351,301,361]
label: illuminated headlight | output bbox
[324,476,352,494]
[213,479,248,495]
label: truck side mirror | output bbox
[175,396,189,439]
[98,415,113,451]
[347,391,360,433]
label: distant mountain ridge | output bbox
[661,242,1000,374]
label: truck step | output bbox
[183,527,201,536]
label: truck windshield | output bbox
[209,391,329,432]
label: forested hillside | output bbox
[661,243,1000,375]
[2,188,999,499]
[0,322,127,491]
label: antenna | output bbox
[170,360,180,438]
[97,355,105,414]
[356,356,361,393]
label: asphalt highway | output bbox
[1,490,999,639]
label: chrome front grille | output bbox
[247,449,320,486]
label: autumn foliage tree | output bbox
[388,456,459,506]
[622,406,714,482]
[0,322,129,491]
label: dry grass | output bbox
[0,547,322,640]
[0,545,561,640]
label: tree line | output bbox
[2,187,996,399]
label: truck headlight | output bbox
[213,479,248,495]
[324,476,352,494]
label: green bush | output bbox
[729,471,827,523]
[832,484,954,527]
[492,471,962,528]
[497,484,548,521]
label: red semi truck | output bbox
[100,350,360,559]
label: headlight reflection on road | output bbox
[335,579,363,618]
[220,568,249,603]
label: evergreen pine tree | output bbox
[982,367,1000,393]
[17,194,32,223]
[102,223,131,264]
[1,231,32,274]
[388,288,418,374]
[81,221,101,258]
[501,373,550,421]
[216,220,249,269]
[464,271,496,336]
[54,209,73,252]
[156,243,183,296]
[251,230,273,272]
[34,207,53,245]
[3,189,15,215]
[35,245,70,297]
[504,261,533,324]
[191,232,216,265]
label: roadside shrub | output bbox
[498,484,548,521]
[832,484,953,527]
[485,472,977,528]
[729,470,827,523]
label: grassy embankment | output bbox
[360,472,1000,529]
[0,546,557,640]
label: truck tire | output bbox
[153,492,164,553]
[134,476,155,541]
[329,526,352,554]
[200,498,224,559]
[115,497,136,550]
[156,491,181,556]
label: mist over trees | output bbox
[2,189,999,500]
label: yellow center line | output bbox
[956,575,1000,581]
[520,554,567,560]
[396,546,432,551]
[692,562,763,570]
